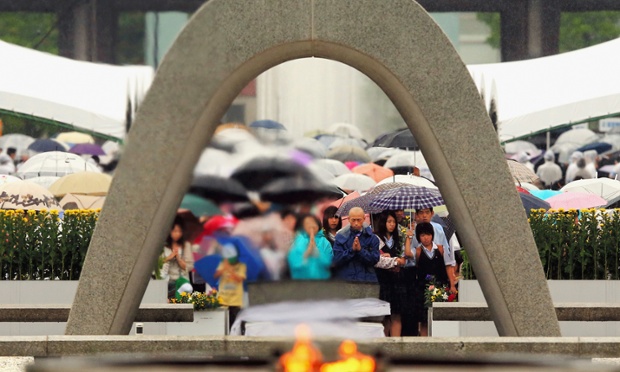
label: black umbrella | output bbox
[231,202,263,219]
[519,192,550,217]
[373,128,418,150]
[189,175,249,203]
[431,214,456,241]
[260,176,344,204]
[28,139,67,153]
[231,156,313,191]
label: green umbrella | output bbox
[181,194,222,217]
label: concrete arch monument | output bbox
[66,0,561,337]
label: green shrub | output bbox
[460,208,620,280]
[0,209,98,280]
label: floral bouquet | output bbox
[424,275,457,308]
[170,288,221,311]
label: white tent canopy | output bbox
[468,38,620,143]
[0,40,154,140]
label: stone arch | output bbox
[66,0,560,337]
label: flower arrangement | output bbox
[170,288,221,311]
[424,275,457,308]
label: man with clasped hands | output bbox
[332,207,380,282]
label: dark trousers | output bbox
[401,267,419,336]
[228,306,241,332]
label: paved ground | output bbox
[1,357,619,371]
[0,357,33,371]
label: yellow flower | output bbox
[27,210,36,216]
[49,210,59,215]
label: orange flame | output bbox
[279,326,375,372]
[279,325,323,372]
[320,339,376,372]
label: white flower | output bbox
[442,293,448,300]
[433,288,439,296]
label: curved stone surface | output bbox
[66,0,560,336]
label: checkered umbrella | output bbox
[336,182,409,216]
[368,185,444,212]
[507,159,540,184]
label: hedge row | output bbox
[461,209,620,280]
[0,209,97,280]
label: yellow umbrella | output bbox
[56,132,95,144]
[59,193,105,210]
[0,181,62,211]
[48,171,112,197]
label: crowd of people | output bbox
[516,148,619,190]
[160,202,462,337]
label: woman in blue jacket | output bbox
[288,214,333,280]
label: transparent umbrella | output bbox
[17,151,101,179]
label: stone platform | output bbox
[2,336,620,359]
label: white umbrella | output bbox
[331,173,376,193]
[517,182,540,191]
[293,137,327,159]
[376,174,437,189]
[99,140,122,166]
[552,142,581,164]
[561,178,620,206]
[504,140,539,154]
[552,129,599,163]
[307,164,335,183]
[601,133,620,151]
[16,151,101,179]
[0,180,62,211]
[310,159,351,177]
[328,137,367,150]
[366,147,392,162]
[0,134,35,159]
[384,152,417,169]
[210,128,256,152]
[0,175,22,186]
[326,122,363,139]
[554,128,599,146]
[383,151,433,180]
[193,147,234,177]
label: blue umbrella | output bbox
[249,120,286,130]
[28,139,67,153]
[519,192,550,216]
[577,142,612,155]
[529,189,562,200]
[193,235,266,289]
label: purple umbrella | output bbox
[70,143,106,156]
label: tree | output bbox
[477,11,620,54]
[0,12,58,54]
[0,11,145,136]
